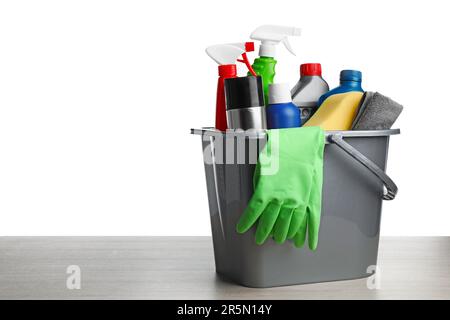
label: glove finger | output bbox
[236,195,267,234]
[273,207,295,244]
[287,205,307,239]
[293,214,308,248]
[307,167,323,251]
[307,206,321,251]
[255,201,282,245]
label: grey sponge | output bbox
[352,92,403,130]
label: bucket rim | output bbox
[191,127,400,139]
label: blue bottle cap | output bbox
[340,70,362,82]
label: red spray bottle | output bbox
[206,42,257,131]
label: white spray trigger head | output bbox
[206,45,245,65]
[250,25,301,57]
[205,42,254,65]
[282,38,295,56]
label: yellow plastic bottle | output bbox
[303,91,364,130]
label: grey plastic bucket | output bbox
[192,128,400,288]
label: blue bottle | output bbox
[266,83,301,129]
[317,70,364,106]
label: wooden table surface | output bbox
[0,237,449,300]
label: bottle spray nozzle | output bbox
[250,25,301,58]
[205,42,256,76]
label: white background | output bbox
[0,0,449,236]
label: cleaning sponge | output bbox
[352,92,403,130]
[304,91,364,130]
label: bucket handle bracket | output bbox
[327,134,398,200]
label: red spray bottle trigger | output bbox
[236,42,256,76]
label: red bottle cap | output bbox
[300,63,322,77]
[219,64,237,77]
[245,42,255,52]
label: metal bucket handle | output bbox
[327,134,397,200]
[191,128,399,201]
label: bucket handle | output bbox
[327,134,398,200]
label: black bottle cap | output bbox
[224,76,265,110]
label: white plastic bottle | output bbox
[291,63,329,124]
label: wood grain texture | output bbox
[0,237,449,300]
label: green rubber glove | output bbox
[293,139,325,250]
[236,127,325,246]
